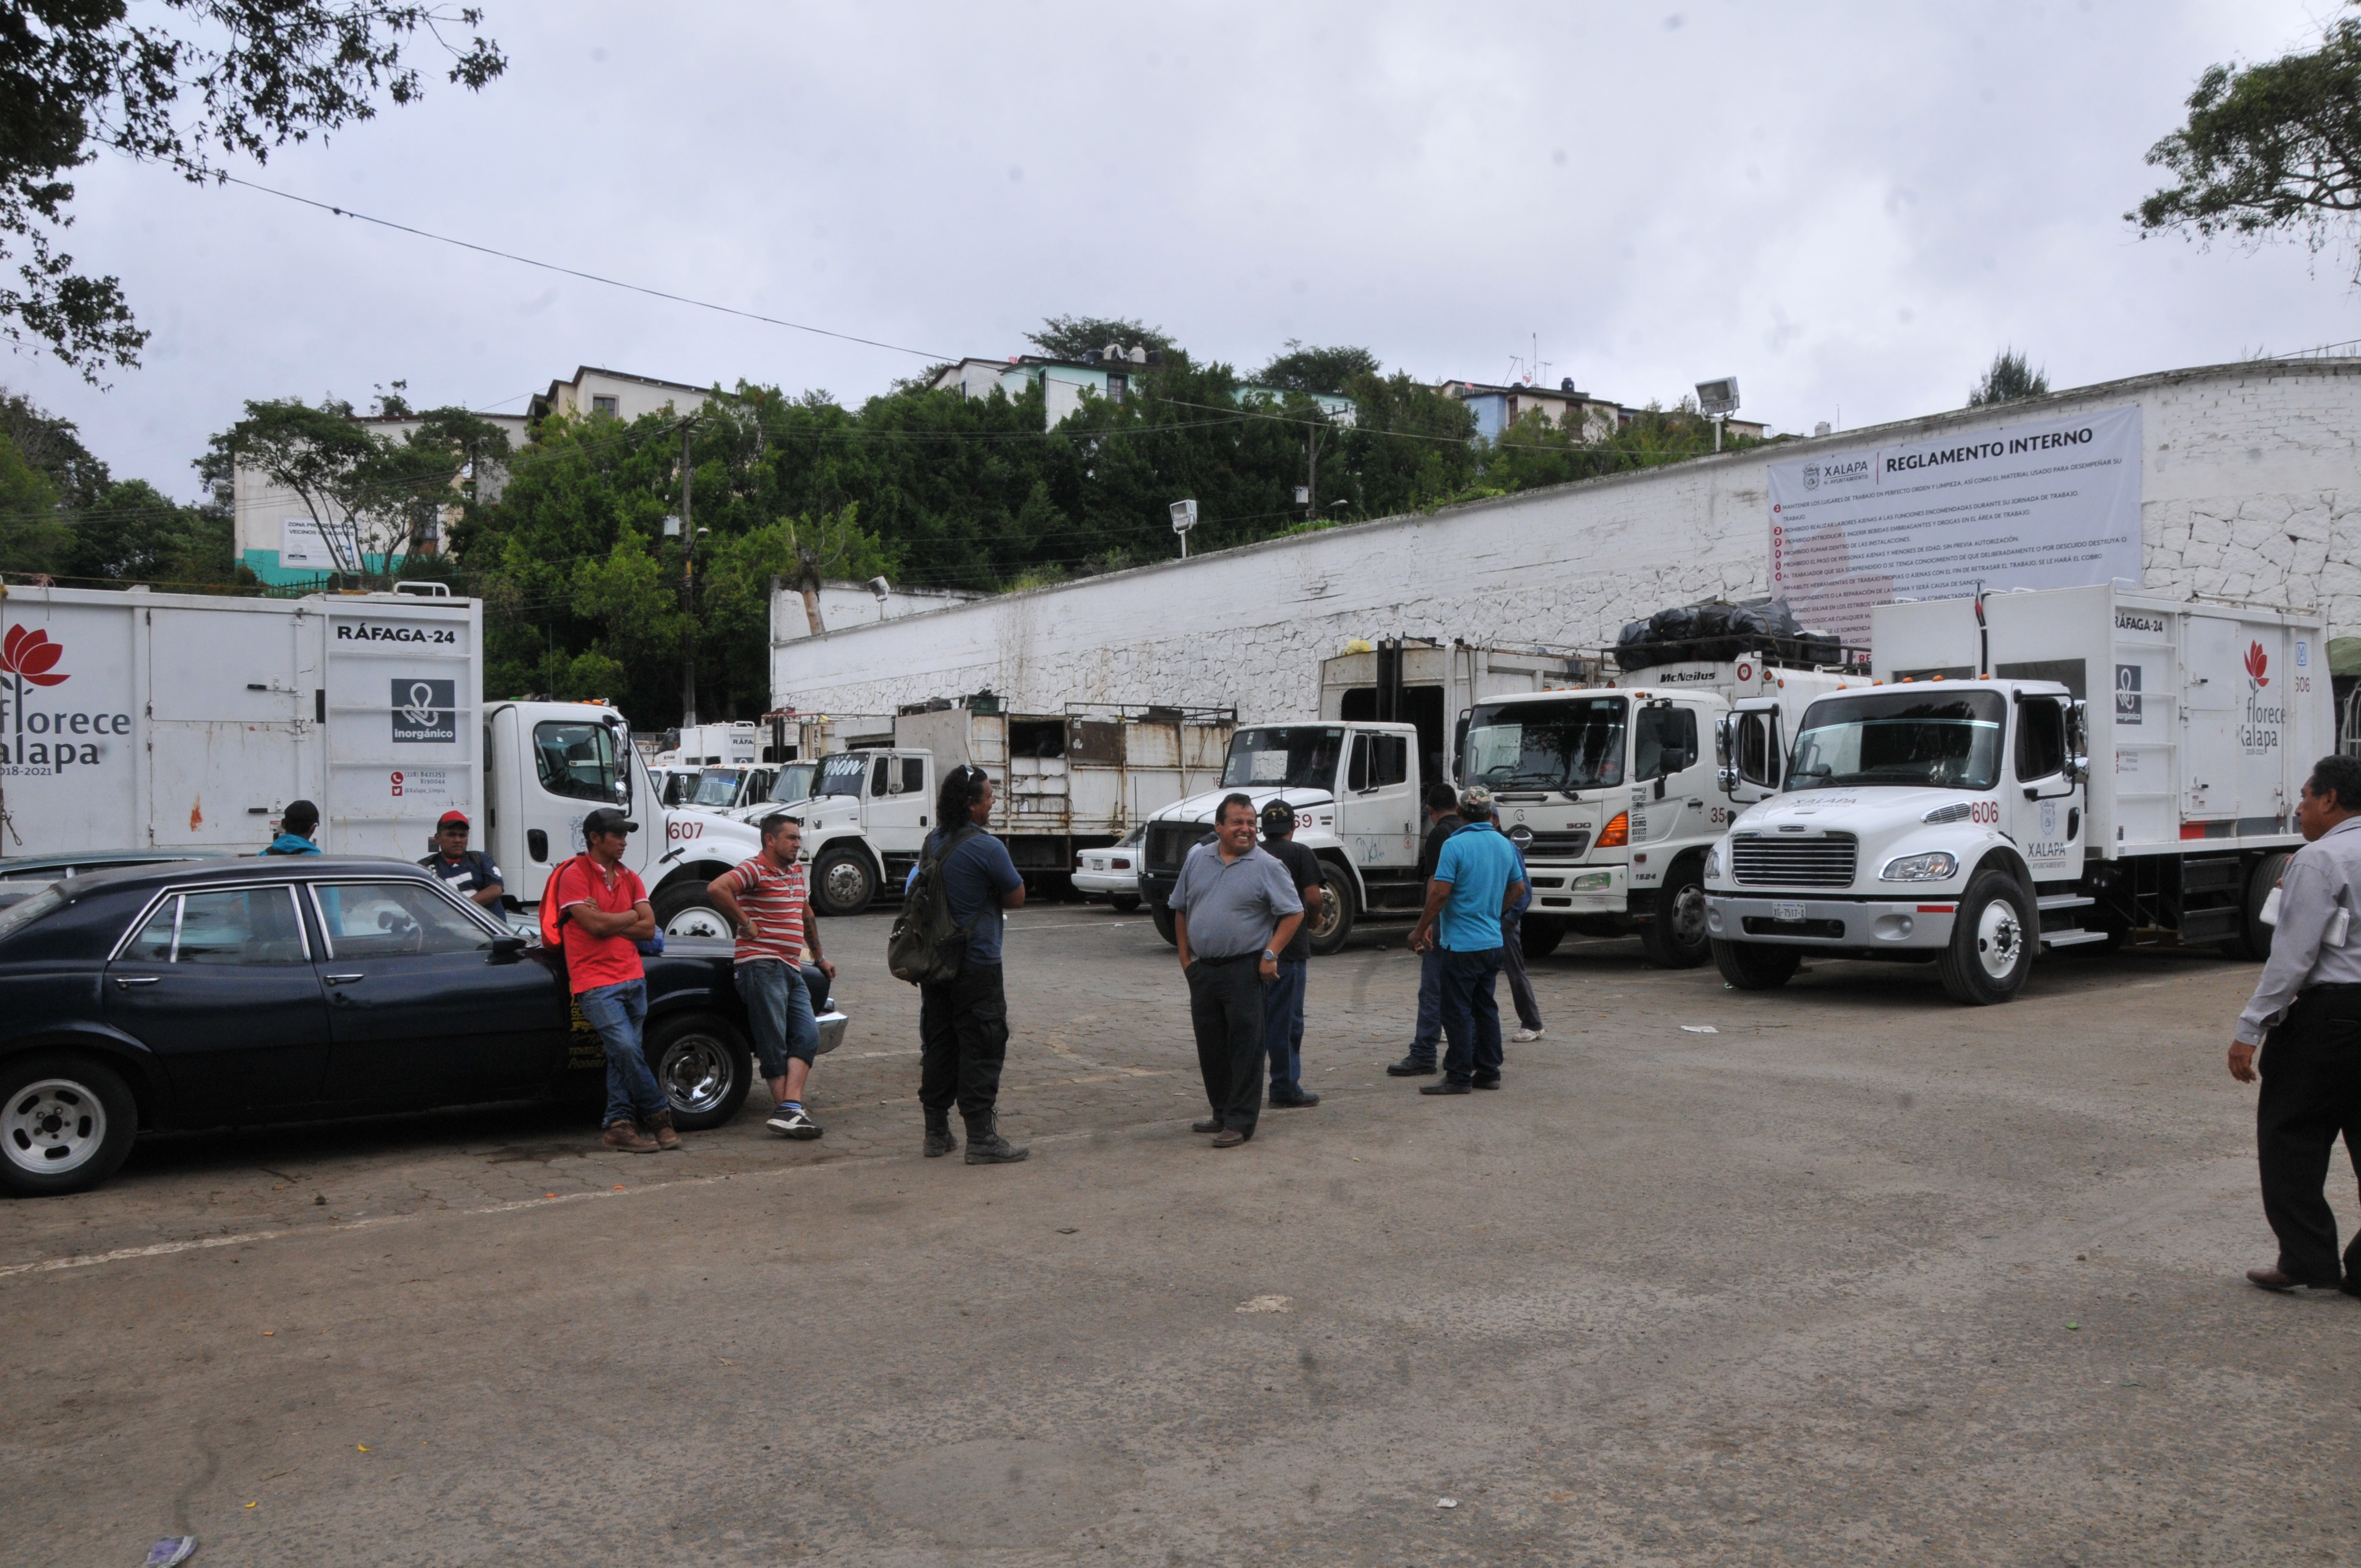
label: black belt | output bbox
[1193,951,1259,966]
[2300,982,2361,995]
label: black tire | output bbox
[1111,894,1141,913]
[1308,860,1358,955]
[651,879,733,940]
[2226,851,2293,961]
[1520,914,1566,960]
[0,1052,138,1197]
[1640,856,1712,968]
[643,1012,753,1131]
[1936,870,2035,1005]
[1711,938,1800,991]
[810,843,878,917]
[1151,900,1178,946]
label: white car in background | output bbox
[1073,825,1145,912]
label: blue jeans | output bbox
[734,959,818,1079]
[1261,957,1308,1097]
[580,979,666,1126]
[1407,946,1444,1067]
[1437,947,1505,1086]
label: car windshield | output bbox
[1222,727,1345,790]
[817,754,868,797]
[770,762,817,804]
[690,768,746,806]
[1117,823,1144,849]
[1788,689,2006,791]
[0,885,66,945]
[1461,697,1627,793]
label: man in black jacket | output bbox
[1388,783,1464,1077]
[418,810,505,907]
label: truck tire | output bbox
[1639,856,1712,969]
[652,879,733,940]
[2226,851,2293,961]
[1520,915,1566,960]
[1936,871,2034,1005]
[643,1012,752,1131]
[810,845,878,917]
[0,1052,139,1197]
[1111,894,1142,913]
[1151,900,1178,946]
[1711,938,1799,991]
[1308,861,1357,955]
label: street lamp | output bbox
[1169,498,1198,559]
[1695,377,1740,453]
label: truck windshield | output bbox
[1787,690,2005,791]
[1222,727,1345,790]
[770,762,817,804]
[1460,698,1626,792]
[690,768,746,807]
[816,754,868,797]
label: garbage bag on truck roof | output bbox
[1613,595,1837,671]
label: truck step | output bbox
[2039,929,2113,949]
[2036,894,2095,911]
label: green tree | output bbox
[1967,349,2049,407]
[3,1,505,380]
[0,386,109,507]
[198,395,377,575]
[0,428,67,574]
[1253,341,1380,393]
[2132,8,2361,276]
[1026,314,1177,361]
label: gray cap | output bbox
[1457,784,1494,818]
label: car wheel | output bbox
[0,1053,138,1197]
[1936,870,2034,1005]
[643,1013,752,1131]
[1520,914,1566,960]
[1640,857,1711,968]
[1111,894,1141,913]
[1151,901,1178,947]
[810,845,878,917]
[652,881,734,940]
[1308,861,1357,955]
[1711,938,1800,991]
[2225,851,2292,962]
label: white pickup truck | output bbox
[1702,585,2330,1004]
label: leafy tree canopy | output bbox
[1025,314,1177,362]
[3,1,506,380]
[2132,8,2361,276]
[1967,349,2049,408]
[1252,341,1380,394]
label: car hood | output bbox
[1154,785,1336,825]
[1732,786,1979,837]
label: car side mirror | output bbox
[489,934,528,962]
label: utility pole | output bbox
[1307,427,1318,519]
[678,422,698,728]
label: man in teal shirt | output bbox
[1407,786,1526,1095]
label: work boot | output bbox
[646,1109,682,1151]
[923,1108,959,1159]
[964,1113,1030,1166]
[602,1119,659,1153]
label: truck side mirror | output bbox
[2063,699,2090,785]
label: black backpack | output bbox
[888,824,981,986]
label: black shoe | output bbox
[1190,1116,1225,1134]
[1420,1080,1472,1096]
[1472,1075,1501,1091]
[964,1116,1030,1165]
[923,1114,958,1158]
[1386,1055,1438,1077]
[1269,1090,1321,1108]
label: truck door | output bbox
[1630,700,1708,845]
[2008,694,2082,878]
[1339,729,1415,864]
[145,607,307,849]
[1716,700,1783,803]
[518,716,629,876]
[2182,616,2242,819]
[864,752,931,847]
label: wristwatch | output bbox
[1262,949,1277,961]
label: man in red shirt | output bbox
[708,812,833,1139]
[548,808,671,1153]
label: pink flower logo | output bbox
[1,624,67,687]
[2244,642,2270,688]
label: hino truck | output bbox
[1701,585,2331,1004]
[0,584,763,937]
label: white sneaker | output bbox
[767,1105,824,1140]
[1513,1025,1546,1042]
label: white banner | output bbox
[1767,405,2143,649]
[278,515,341,570]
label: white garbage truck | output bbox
[0,584,762,934]
[1701,584,2332,1003]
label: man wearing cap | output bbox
[1168,793,1304,1148]
[1388,783,1463,1077]
[262,799,322,856]
[419,810,505,907]
[1258,799,1324,1109]
[1407,786,1526,1096]
[546,808,673,1155]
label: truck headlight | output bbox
[1880,851,1959,882]
[1704,844,1722,881]
[1571,870,1613,891]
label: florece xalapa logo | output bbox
[3,623,132,772]
[2244,641,2270,688]
[2242,641,2283,754]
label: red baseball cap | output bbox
[437,810,470,827]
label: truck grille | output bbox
[1518,830,1592,859]
[1145,821,1206,878]
[1729,832,1858,888]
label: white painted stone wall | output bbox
[771,361,2361,725]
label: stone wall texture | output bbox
[770,360,2361,725]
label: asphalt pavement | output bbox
[3,905,2357,1566]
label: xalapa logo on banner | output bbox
[1766,406,2144,650]
[391,679,458,743]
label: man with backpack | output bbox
[542,808,675,1155]
[899,764,1030,1165]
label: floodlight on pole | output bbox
[1695,377,1740,453]
[1169,498,1199,559]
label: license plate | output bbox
[1771,901,1807,923]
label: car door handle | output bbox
[323,973,365,984]
[113,976,161,988]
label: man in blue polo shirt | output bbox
[1406,786,1527,1095]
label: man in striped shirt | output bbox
[708,812,833,1139]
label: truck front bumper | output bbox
[1524,863,1624,917]
[1704,894,1958,950]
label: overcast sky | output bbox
[5,1,2351,496]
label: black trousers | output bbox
[920,961,1009,1131]
[1187,956,1266,1135]
[2257,987,2361,1285]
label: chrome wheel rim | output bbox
[663,903,732,940]
[657,1033,733,1115]
[1668,884,1709,949]
[5,1079,106,1176]
[1975,899,2024,979]
[820,858,869,909]
[1311,871,1347,944]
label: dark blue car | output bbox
[0,857,836,1196]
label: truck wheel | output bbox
[1712,938,1799,990]
[2226,851,2293,961]
[1640,858,1712,968]
[643,1013,752,1131]
[810,845,877,917]
[1936,872,2034,1005]
[1520,915,1566,960]
[652,880,733,940]
[0,1052,138,1197]
[1151,901,1178,947]
[1111,894,1142,913]
[1308,861,1358,955]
